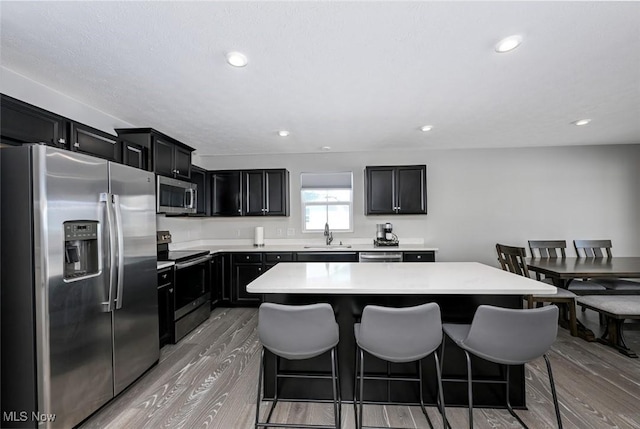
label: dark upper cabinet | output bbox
[115,128,194,179]
[211,170,243,216]
[1,94,67,148]
[120,138,149,170]
[190,165,210,216]
[365,165,427,215]
[210,169,289,217]
[69,122,120,162]
[243,169,290,216]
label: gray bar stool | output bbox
[442,305,563,429]
[354,302,446,429]
[256,302,340,429]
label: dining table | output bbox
[526,257,640,342]
[526,257,640,292]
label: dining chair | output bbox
[528,240,606,293]
[496,243,578,336]
[256,303,341,429]
[574,239,640,291]
[442,305,563,429]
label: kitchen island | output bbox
[247,262,556,408]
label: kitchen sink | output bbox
[303,245,353,249]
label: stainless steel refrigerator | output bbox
[1,145,159,429]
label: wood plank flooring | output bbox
[80,308,640,429]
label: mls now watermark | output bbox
[3,411,57,423]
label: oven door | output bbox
[174,255,211,319]
[157,175,197,214]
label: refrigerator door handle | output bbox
[100,192,116,312]
[113,194,125,310]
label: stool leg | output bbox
[417,358,435,429]
[544,354,563,429]
[505,365,528,428]
[255,348,264,429]
[334,348,341,428]
[330,348,339,429]
[433,352,448,429]
[464,350,473,429]
[353,347,360,429]
[358,348,365,429]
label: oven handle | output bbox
[175,255,211,270]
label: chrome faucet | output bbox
[324,222,333,245]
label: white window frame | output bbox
[300,173,353,233]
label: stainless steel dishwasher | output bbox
[358,251,403,263]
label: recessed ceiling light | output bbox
[226,51,248,67]
[278,130,290,137]
[321,146,331,151]
[420,125,433,132]
[495,35,522,53]
[573,119,592,126]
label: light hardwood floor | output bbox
[80,308,640,429]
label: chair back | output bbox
[528,240,567,258]
[358,303,442,363]
[258,303,339,360]
[463,305,559,365]
[574,239,613,258]
[496,243,530,277]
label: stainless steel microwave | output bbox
[157,175,197,214]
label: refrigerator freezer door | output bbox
[109,162,159,395]
[34,146,114,429]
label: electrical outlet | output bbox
[276,228,283,237]
[287,228,295,236]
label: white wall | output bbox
[158,144,640,265]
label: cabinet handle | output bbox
[238,209,242,213]
[276,256,280,259]
[246,256,250,260]
[258,267,262,271]
[169,288,173,293]
[177,170,180,174]
[74,142,80,148]
[161,273,167,279]
[58,138,66,144]
[417,255,422,259]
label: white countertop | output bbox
[157,261,175,270]
[246,262,557,295]
[172,243,437,254]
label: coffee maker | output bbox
[374,222,399,247]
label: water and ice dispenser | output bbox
[64,220,99,280]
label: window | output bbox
[301,172,353,233]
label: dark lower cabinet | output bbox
[210,256,222,309]
[232,253,263,306]
[296,252,359,262]
[1,94,67,148]
[157,268,175,348]
[69,122,120,162]
[402,251,436,262]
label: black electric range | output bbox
[156,231,209,262]
[159,249,210,263]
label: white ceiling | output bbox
[1,1,639,156]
